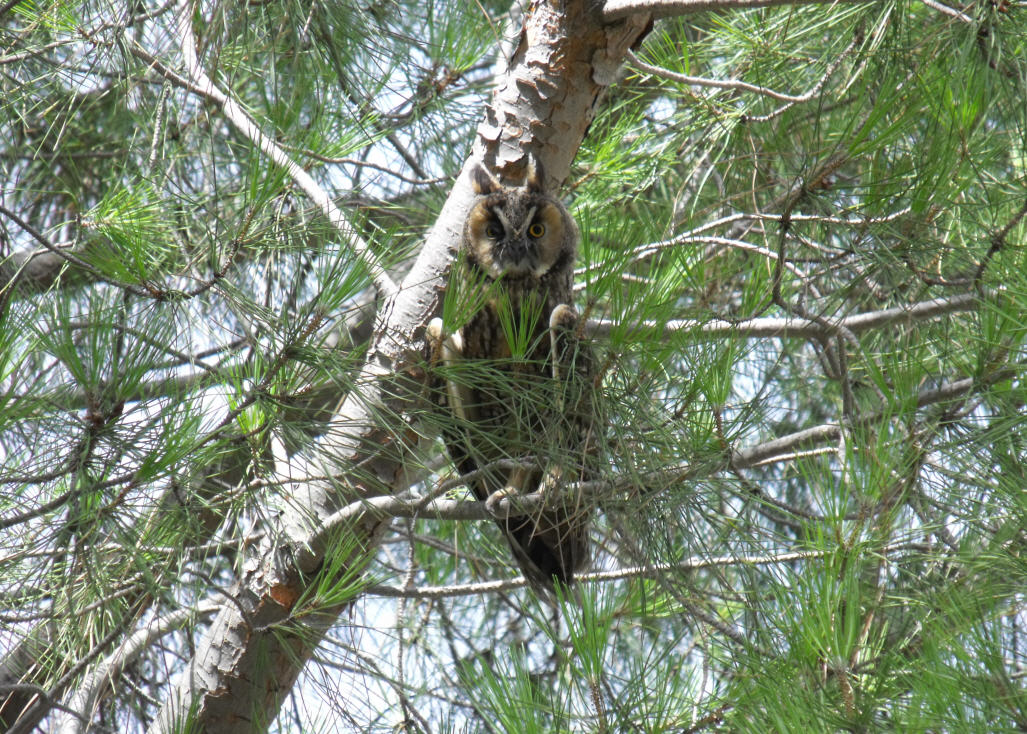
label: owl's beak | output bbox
[494,239,537,278]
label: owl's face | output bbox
[464,162,575,281]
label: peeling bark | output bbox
[148,1,650,731]
[478,0,649,183]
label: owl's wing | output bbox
[528,303,599,582]
[428,318,472,425]
[429,317,520,502]
[429,313,596,596]
[549,304,596,432]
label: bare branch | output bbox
[627,48,818,103]
[0,685,89,731]
[975,197,1027,288]
[365,545,928,598]
[623,233,809,279]
[53,602,219,734]
[281,148,453,186]
[603,0,878,21]
[0,204,154,299]
[919,0,974,22]
[605,0,976,22]
[588,292,979,340]
[731,367,1014,467]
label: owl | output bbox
[430,158,597,594]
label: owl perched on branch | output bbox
[430,158,597,594]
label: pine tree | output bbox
[1,0,1025,730]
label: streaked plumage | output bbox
[432,159,595,593]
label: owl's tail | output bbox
[503,507,590,592]
[478,459,590,591]
[454,451,590,595]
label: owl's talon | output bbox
[485,486,517,515]
[427,317,444,344]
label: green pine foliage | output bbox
[2,0,1026,730]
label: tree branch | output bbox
[0,204,154,298]
[627,48,820,103]
[53,602,218,734]
[588,292,979,340]
[172,0,398,299]
[295,360,1005,567]
[365,545,928,599]
[603,0,878,21]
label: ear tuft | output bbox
[524,156,545,193]
[470,164,498,195]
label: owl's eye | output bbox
[527,222,546,239]
[485,223,502,239]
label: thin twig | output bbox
[739,31,862,123]
[282,147,452,186]
[365,544,930,599]
[610,204,910,276]
[626,233,808,279]
[974,198,1027,289]
[919,0,974,22]
[0,204,155,299]
[627,49,817,103]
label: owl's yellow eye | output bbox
[485,223,502,239]
[528,222,545,239]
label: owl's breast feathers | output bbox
[459,260,573,360]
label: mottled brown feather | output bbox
[437,161,595,594]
